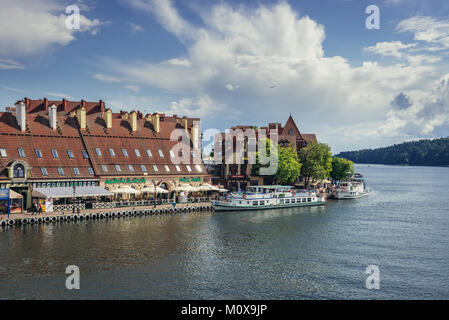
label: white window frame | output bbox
[186,165,192,172]
[82,150,89,159]
[41,167,48,176]
[88,168,94,175]
[122,149,128,157]
[67,150,74,159]
[135,149,141,157]
[102,165,108,172]
[128,165,135,172]
[35,149,42,158]
[141,165,147,173]
[58,168,64,176]
[175,165,181,172]
[158,150,164,158]
[0,148,7,157]
[115,165,121,172]
[146,149,152,158]
[73,168,80,175]
[52,149,59,158]
[109,148,116,157]
[195,164,202,172]
[18,148,25,157]
[153,165,158,172]
[164,165,170,172]
[95,148,102,157]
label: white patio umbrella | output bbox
[112,187,141,195]
[174,184,199,193]
[218,188,229,193]
[141,186,169,194]
[197,184,219,191]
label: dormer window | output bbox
[14,164,25,178]
[289,129,294,135]
[18,148,25,157]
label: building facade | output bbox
[0,97,208,212]
[212,115,317,191]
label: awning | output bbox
[32,186,113,199]
[9,190,23,199]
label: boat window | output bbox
[280,199,284,204]
[307,198,311,202]
[259,201,264,205]
[252,201,258,206]
[302,198,306,202]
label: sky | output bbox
[1,0,449,153]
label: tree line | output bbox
[336,137,449,167]
[253,140,355,186]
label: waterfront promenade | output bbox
[0,201,213,224]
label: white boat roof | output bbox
[248,185,293,189]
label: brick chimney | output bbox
[62,99,68,111]
[14,100,26,132]
[44,98,49,110]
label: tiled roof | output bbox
[0,98,206,180]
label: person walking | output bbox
[38,204,42,215]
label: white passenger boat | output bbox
[335,174,370,199]
[213,185,326,211]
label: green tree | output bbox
[274,145,302,184]
[299,142,332,188]
[330,156,354,183]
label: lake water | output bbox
[1,164,448,299]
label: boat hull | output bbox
[213,201,326,211]
[336,191,370,199]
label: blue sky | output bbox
[1,0,449,153]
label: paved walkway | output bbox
[0,202,213,221]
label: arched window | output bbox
[13,164,25,178]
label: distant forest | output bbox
[337,137,449,167]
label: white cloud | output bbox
[129,22,144,34]
[364,41,417,58]
[112,1,448,151]
[93,73,122,83]
[0,59,25,70]
[165,58,191,66]
[0,0,102,57]
[225,84,239,91]
[41,91,74,99]
[2,86,25,93]
[162,95,224,118]
[397,16,449,49]
[124,85,140,92]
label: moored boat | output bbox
[334,173,370,199]
[213,185,326,211]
